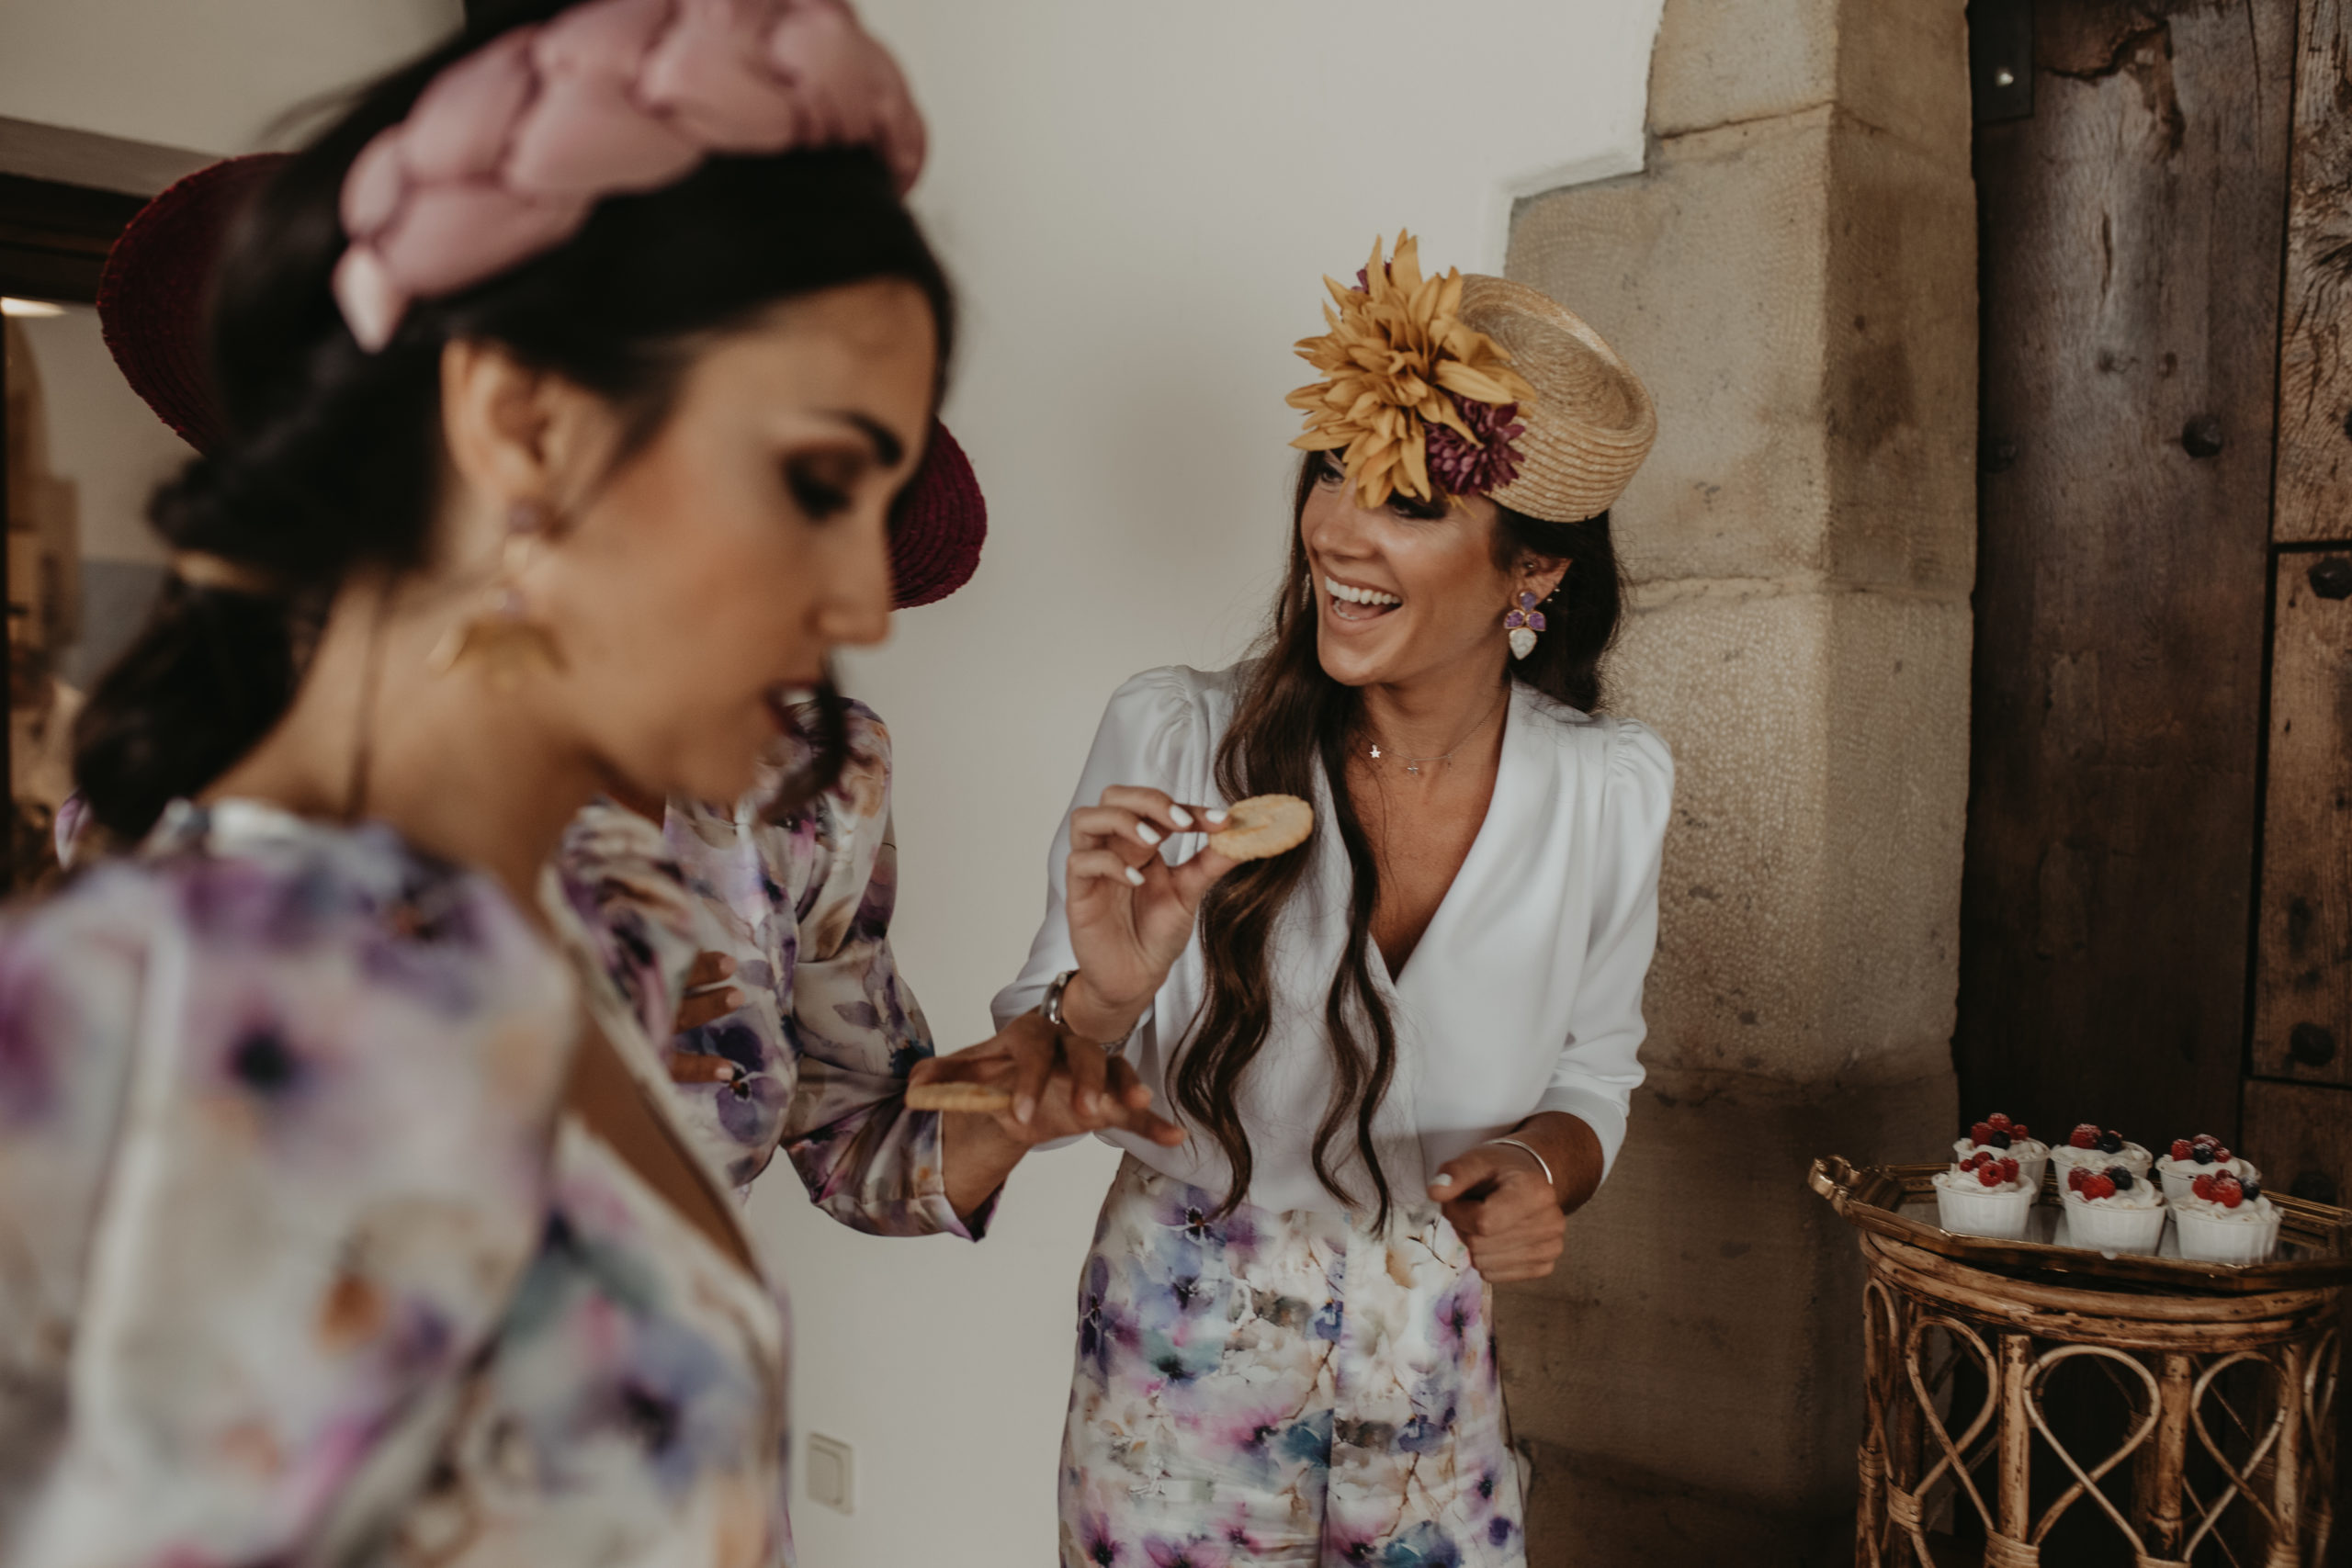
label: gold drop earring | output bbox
[430,498,566,690]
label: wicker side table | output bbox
[1853,1230,2342,1567]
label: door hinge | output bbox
[1970,0,2035,124]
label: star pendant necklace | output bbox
[1366,688,1508,777]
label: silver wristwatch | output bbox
[1041,970,1131,1045]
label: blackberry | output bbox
[2191,1145,2215,1165]
[2096,1131,2123,1154]
[1986,1129,2012,1149]
[2107,1167,2133,1190]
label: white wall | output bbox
[780,5,1663,1563]
[0,0,458,155]
[2,0,1663,1559]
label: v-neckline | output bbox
[537,867,766,1288]
[1365,684,1524,990]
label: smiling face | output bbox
[1299,451,1565,690]
[532,278,937,804]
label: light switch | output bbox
[806,1431,854,1515]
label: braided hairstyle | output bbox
[74,0,954,840]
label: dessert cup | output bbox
[2155,1153,2258,1207]
[2061,1189,2166,1255]
[2052,1139,2152,1183]
[2172,1196,2282,1265]
[1933,1173,2035,1241]
[1953,1136,2048,1193]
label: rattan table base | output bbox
[1854,1232,2342,1567]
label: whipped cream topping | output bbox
[2053,1139,2151,1172]
[2156,1152,2251,1180]
[1956,1135,2049,1163]
[1935,1167,2029,1197]
[2175,1192,2273,1224]
[2064,1181,2162,1211]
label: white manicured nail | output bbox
[1136,821,1162,846]
[1204,807,1229,826]
[1125,866,1146,886]
[1431,1173,1454,1188]
[1169,806,1194,829]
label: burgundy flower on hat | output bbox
[1426,396,1526,498]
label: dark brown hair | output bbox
[73,0,953,841]
[1171,455,1623,1224]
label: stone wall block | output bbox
[1510,111,1834,590]
[1498,1063,1956,1519]
[1824,116,1978,595]
[1647,0,1838,141]
[1648,0,1968,158]
[1607,588,1968,1085]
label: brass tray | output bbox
[1808,1156,2352,1294]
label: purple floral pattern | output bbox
[558,701,981,1238]
[0,800,795,1568]
[1063,1158,1524,1568]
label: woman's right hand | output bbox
[1062,786,1238,1041]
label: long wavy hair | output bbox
[1172,455,1624,1224]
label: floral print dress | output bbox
[0,705,967,1567]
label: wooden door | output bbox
[1960,0,2290,1145]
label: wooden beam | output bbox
[0,117,213,199]
[2253,551,2352,1086]
[2276,0,2352,543]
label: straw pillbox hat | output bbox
[1455,274,1656,525]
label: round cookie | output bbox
[905,1081,1014,1114]
[1209,795,1315,861]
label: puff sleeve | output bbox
[0,838,570,1567]
[991,667,1217,1032]
[1530,716,1673,1181]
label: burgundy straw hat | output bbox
[96,155,984,608]
[96,152,288,455]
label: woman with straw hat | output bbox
[993,233,1671,1566]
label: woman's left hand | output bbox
[1428,1144,1568,1283]
[911,1010,1186,1150]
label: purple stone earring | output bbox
[1504,590,1546,660]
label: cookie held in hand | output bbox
[1207,795,1315,861]
[906,1081,1014,1113]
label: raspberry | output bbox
[1970,1121,1993,1145]
[2192,1173,2216,1201]
[1998,1158,2019,1182]
[1988,1112,2011,1131]
[1976,1162,2005,1188]
[2214,1147,2232,1165]
[2217,1175,2244,1209]
[2192,1133,2220,1147]
[2067,1168,2088,1192]
[2171,1140,2194,1161]
[2069,1123,2099,1149]
[2013,1122,2030,1140]
[2085,1173,2117,1201]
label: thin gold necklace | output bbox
[1364,688,1507,777]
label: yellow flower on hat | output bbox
[1285,231,1535,508]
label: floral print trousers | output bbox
[1062,1157,1526,1568]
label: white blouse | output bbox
[994,663,1673,1216]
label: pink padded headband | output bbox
[334,0,925,351]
